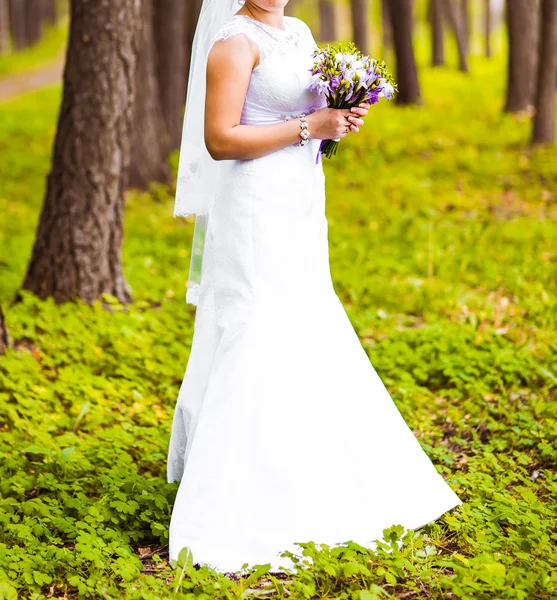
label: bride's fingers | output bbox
[347,115,364,127]
[349,125,360,133]
[350,106,369,117]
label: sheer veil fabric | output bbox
[168,1,462,575]
[174,0,244,305]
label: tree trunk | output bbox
[42,0,58,24]
[0,305,9,354]
[443,0,469,72]
[319,0,336,42]
[389,0,421,104]
[431,0,445,66]
[285,0,298,16]
[381,0,392,55]
[505,0,539,113]
[185,0,202,102]
[8,0,27,50]
[350,0,369,54]
[461,0,470,56]
[484,0,492,57]
[154,0,186,150]
[22,0,142,304]
[128,0,171,189]
[0,0,10,53]
[533,0,557,144]
[24,0,43,46]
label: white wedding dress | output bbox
[167,14,461,573]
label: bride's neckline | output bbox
[233,14,290,34]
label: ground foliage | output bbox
[0,19,68,77]
[0,40,556,600]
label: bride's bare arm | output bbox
[204,35,366,161]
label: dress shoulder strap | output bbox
[211,15,265,55]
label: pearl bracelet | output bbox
[299,114,310,146]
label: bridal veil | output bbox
[174,0,245,305]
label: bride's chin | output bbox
[245,0,290,11]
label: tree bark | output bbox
[461,0,470,56]
[154,0,186,150]
[381,0,392,55]
[431,0,445,66]
[185,0,202,102]
[128,0,171,189]
[319,0,336,42]
[350,0,369,54]
[389,0,421,104]
[443,0,469,72]
[0,305,9,354]
[533,0,557,144]
[285,0,298,16]
[505,0,539,113]
[42,0,58,24]
[0,0,10,53]
[8,0,27,50]
[24,0,43,46]
[22,0,142,305]
[484,0,492,57]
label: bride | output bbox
[167,0,461,573]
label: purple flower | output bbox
[330,75,342,91]
[366,88,381,105]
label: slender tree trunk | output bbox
[505,0,539,113]
[185,0,202,101]
[154,0,186,150]
[0,0,10,53]
[22,0,142,304]
[443,0,469,72]
[389,0,421,104]
[381,0,392,55]
[285,0,298,16]
[484,0,492,57]
[24,0,43,46]
[128,0,171,189]
[461,0,470,56]
[319,0,336,42]
[533,0,557,143]
[431,0,445,66]
[350,0,369,54]
[0,305,9,354]
[42,0,58,24]
[8,0,27,50]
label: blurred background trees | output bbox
[0,0,556,306]
[504,0,538,113]
[1,0,65,52]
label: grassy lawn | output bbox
[0,18,68,78]
[0,48,556,600]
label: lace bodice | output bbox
[212,15,327,125]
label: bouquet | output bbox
[309,42,397,159]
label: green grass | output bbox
[0,45,556,600]
[0,18,68,77]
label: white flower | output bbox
[378,80,394,98]
[344,67,356,81]
[309,73,329,95]
[354,69,368,84]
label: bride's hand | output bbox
[347,103,370,133]
[307,105,368,139]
